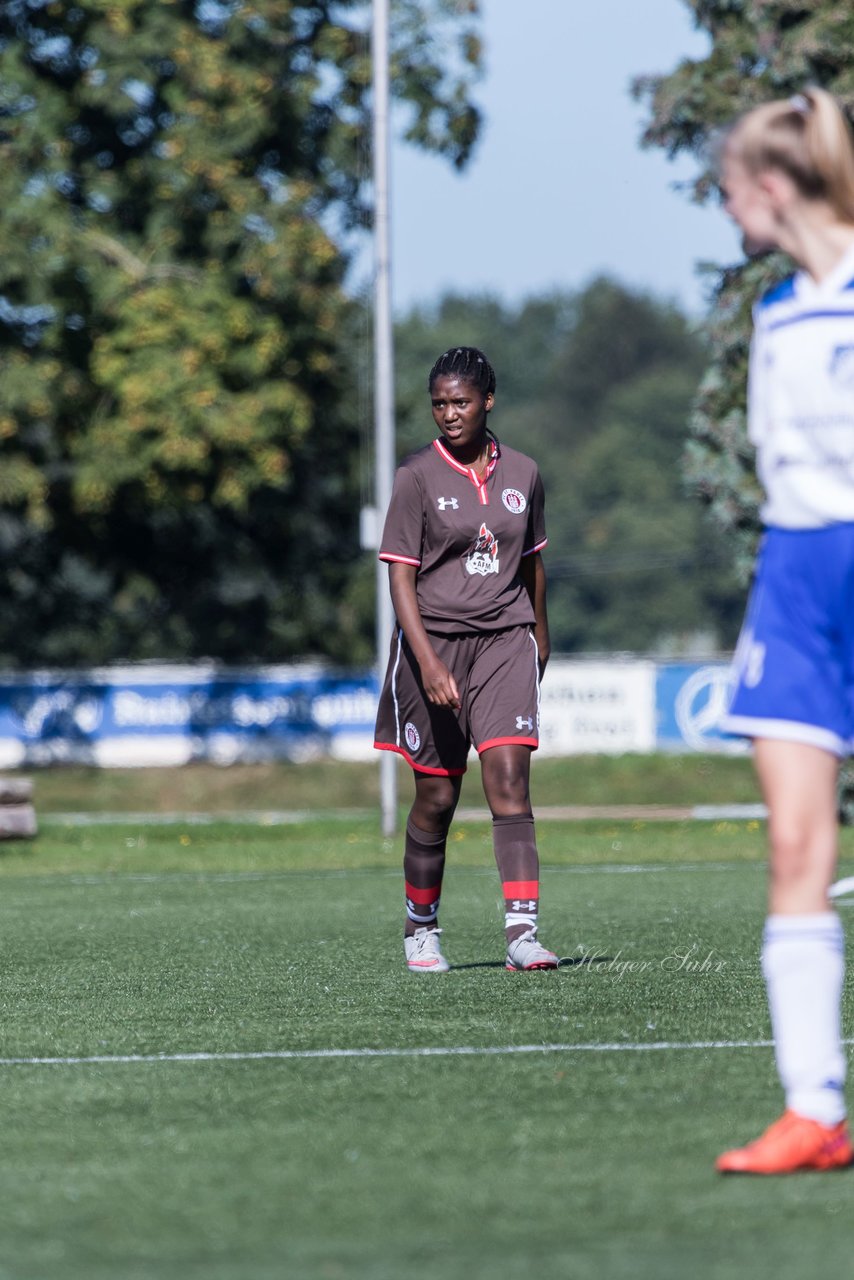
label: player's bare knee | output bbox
[769,857,809,895]
[422,799,457,831]
[412,776,458,832]
[481,765,530,814]
[767,829,829,896]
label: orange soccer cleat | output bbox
[716,1110,854,1175]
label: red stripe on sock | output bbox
[405,882,442,905]
[502,880,539,899]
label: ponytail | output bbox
[729,87,854,223]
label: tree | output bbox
[634,0,854,581]
[392,290,576,458]
[0,0,484,665]
[536,280,743,654]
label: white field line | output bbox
[36,861,760,888]
[0,1038,796,1068]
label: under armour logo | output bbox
[437,496,458,511]
[516,716,533,731]
[512,899,537,912]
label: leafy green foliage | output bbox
[635,0,854,579]
[0,0,483,664]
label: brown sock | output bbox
[492,812,539,944]
[403,819,446,937]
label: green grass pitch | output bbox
[2,814,854,1278]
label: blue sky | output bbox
[363,0,742,317]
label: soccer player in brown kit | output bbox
[374,346,559,973]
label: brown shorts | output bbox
[374,625,540,776]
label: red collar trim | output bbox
[432,435,499,484]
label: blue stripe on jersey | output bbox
[766,308,854,332]
[757,275,796,309]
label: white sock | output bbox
[762,913,846,1125]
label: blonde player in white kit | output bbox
[716,87,854,1174]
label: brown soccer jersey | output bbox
[378,435,547,634]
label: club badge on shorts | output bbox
[404,722,421,753]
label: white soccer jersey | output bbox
[749,241,854,528]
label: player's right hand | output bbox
[419,656,461,709]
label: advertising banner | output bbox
[0,658,745,767]
[538,660,657,756]
[0,665,378,768]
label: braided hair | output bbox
[427,346,496,396]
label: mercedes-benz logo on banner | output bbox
[674,665,736,751]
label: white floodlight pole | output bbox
[372,0,397,836]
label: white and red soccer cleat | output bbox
[505,928,559,971]
[404,927,450,973]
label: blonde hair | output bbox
[728,87,854,223]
